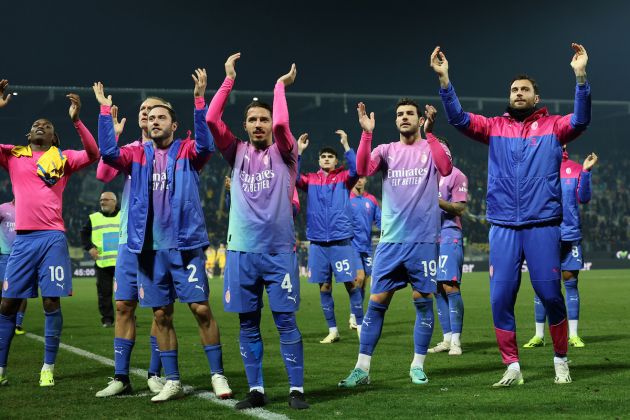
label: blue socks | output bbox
[44,309,63,365]
[349,287,364,326]
[534,295,547,323]
[564,279,579,320]
[160,350,180,381]
[113,337,135,376]
[15,311,25,328]
[320,290,336,328]
[413,297,434,355]
[239,311,264,389]
[203,344,224,375]
[447,291,464,334]
[272,312,304,388]
[0,313,16,368]
[148,335,162,377]
[435,293,451,335]
[359,301,388,356]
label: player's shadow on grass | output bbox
[581,333,630,344]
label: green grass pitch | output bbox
[1,269,629,419]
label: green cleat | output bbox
[522,336,544,348]
[39,369,54,387]
[14,326,25,336]
[0,375,8,386]
[409,367,429,385]
[568,336,585,348]
[338,368,370,388]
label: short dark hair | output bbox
[318,147,338,158]
[395,97,421,115]
[510,74,539,95]
[435,135,451,151]
[148,104,178,123]
[244,100,272,120]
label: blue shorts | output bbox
[489,224,561,282]
[560,240,584,271]
[371,242,438,295]
[437,238,464,283]
[0,254,8,281]
[114,244,138,301]
[352,249,373,276]
[137,248,209,308]
[2,231,72,299]
[223,251,300,313]
[308,240,356,284]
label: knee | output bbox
[116,301,136,319]
[153,307,174,326]
[272,312,301,344]
[563,271,579,281]
[190,303,213,324]
[320,283,332,293]
[0,298,21,316]
[43,297,60,313]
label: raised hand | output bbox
[430,46,450,88]
[423,104,437,134]
[297,133,309,155]
[111,105,127,137]
[336,129,350,151]
[192,68,207,97]
[224,176,231,191]
[357,102,375,133]
[277,63,297,87]
[225,53,241,80]
[570,43,588,77]
[67,93,82,122]
[582,152,598,171]
[92,82,113,106]
[0,79,12,108]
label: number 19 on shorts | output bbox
[421,260,437,277]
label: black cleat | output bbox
[235,390,268,410]
[288,390,309,409]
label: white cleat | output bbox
[554,361,572,384]
[95,378,132,397]
[492,368,524,387]
[448,343,462,356]
[147,375,166,394]
[151,379,184,402]
[349,314,358,330]
[428,341,451,353]
[211,373,233,399]
[319,331,340,344]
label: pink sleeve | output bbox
[426,133,453,176]
[272,82,297,162]
[206,77,239,166]
[554,114,582,145]
[64,120,100,173]
[451,171,468,202]
[96,159,120,183]
[292,188,300,213]
[296,173,309,191]
[357,132,382,176]
[464,113,492,144]
[0,144,13,171]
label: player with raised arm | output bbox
[94,99,175,397]
[296,131,362,342]
[431,43,591,385]
[348,177,381,331]
[428,138,468,356]
[206,53,308,410]
[94,70,232,403]
[338,100,453,388]
[0,80,99,387]
[524,150,597,349]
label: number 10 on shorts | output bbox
[49,266,64,282]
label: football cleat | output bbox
[147,375,166,394]
[523,336,545,348]
[428,341,451,353]
[151,380,184,402]
[568,336,585,348]
[95,378,132,397]
[319,331,340,344]
[409,367,429,385]
[211,373,233,399]
[349,314,358,330]
[235,390,267,410]
[0,375,8,386]
[338,368,370,388]
[14,326,25,336]
[39,369,55,387]
[554,361,572,384]
[448,343,462,356]
[492,369,524,387]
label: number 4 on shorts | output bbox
[281,273,293,294]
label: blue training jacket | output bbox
[98,105,214,253]
[560,152,591,241]
[440,82,591,227]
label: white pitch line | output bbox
[25,333,290,420]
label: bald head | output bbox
[100,192,117,214]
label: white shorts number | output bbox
[571,247,579,258]
[281,273,293,294]
[187,264,199,283]
[439,255,448,269]
[334,259,350,272]
[48,266,64,282]
[365,257,373,267]
[421,260,437,277]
